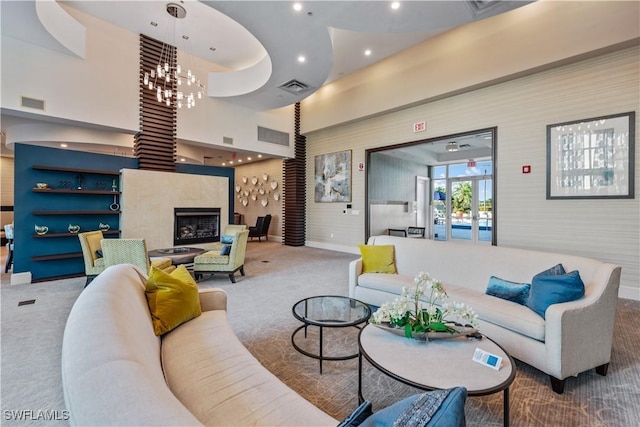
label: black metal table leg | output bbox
[504,387,509,427]
[319,326,323,374]
[358,351,364,404]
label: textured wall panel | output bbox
[304,47,639,297]
[136,34,176,171]
[283,103,306,246]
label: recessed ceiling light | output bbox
[258,154,263,158]
[247,157,252,161]
[364,49,372,56]
[229,161,234,165]
[238,159,243,163]
[298,55,306,63]
[293,3,302,11]
[60,143,68,148]
[391,2,400,10]
[180,158,185,162]
[209,47,216,52]
[150,21,158,27]
[222,162,226,166]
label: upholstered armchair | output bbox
[194,230,249,283]
[248,214,271,242]
[78,231,106,286]
[100,239,174,274]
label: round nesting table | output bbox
[292,295,371,374]
[358,324,516,426]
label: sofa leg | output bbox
[596,363,609,376]
[550,376,566,394]
[240,266,245,276]
[229,273,236,284]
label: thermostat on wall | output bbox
[472,347,503,370]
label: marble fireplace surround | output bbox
[120,169,229,251]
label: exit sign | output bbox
[413,121,426,133]
[468,160,476,167]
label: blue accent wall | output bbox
[14,144,234,281]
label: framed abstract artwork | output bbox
[546,112,635,199]
[314,150,352,202]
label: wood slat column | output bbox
[282,102,306,246]
[136,34,176,172]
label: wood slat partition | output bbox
[136,34,176,172]
[282,103,306,246]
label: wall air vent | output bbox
[223,136,233,145]
[21,96,45,110]
[258,126,289,146]
[278,79,312,95]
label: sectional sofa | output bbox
[61,264,338,426]
[349,235,622,394]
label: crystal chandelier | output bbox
[143,3,205,109]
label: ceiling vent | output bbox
[466,0,500,16]
[258,126,289,146]
[278,79,312,95]
[222,136,233,145]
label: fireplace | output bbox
[174,208,221,245]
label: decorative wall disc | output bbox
[242,198,248,206]
[263,173,269,181]
[273,191,280,201]
[251,194,257,201]
[261,198,268,207]
[270,180,278,189]
[251,176,258,185]
[242,176,248,184]
[235,185,241,193]
[259,188,265,195]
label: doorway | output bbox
[366,128,496,245]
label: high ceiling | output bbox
[0,0,531,162]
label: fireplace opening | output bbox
[174,208,221,246]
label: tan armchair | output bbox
[194,230,249,283]
[78,231,106,286]
[101,239,174,274]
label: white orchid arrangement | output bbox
[371,272,478,339]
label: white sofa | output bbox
[349,236,622,394]
[61,264,338,426]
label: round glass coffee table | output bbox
[292,295,371,374]
[358,324,516,426]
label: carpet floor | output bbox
[1,241,639,426]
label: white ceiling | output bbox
[0,0,529,162]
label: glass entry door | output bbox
[448,177,492,243]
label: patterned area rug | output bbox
[2,241,639,426]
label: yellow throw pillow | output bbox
[145,265,202,336]
[358,244,397,274]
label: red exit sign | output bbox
[413,121,426,133]
[468,160,476,167]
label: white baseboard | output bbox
[10,272,32,285]
[619,285,640,301]
[305,240,359,255]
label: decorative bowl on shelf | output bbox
[35,225,49,235]
[98,223,110,231]
[36,183,48,189]
[68,224,81,234]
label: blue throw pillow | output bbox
[220,235,235,244]
[337,401,373,427]
[220,244,232,256]
[526,270,585,318]
[485,276,531,305]
[533,263,566,278]
[359,387,467,427]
